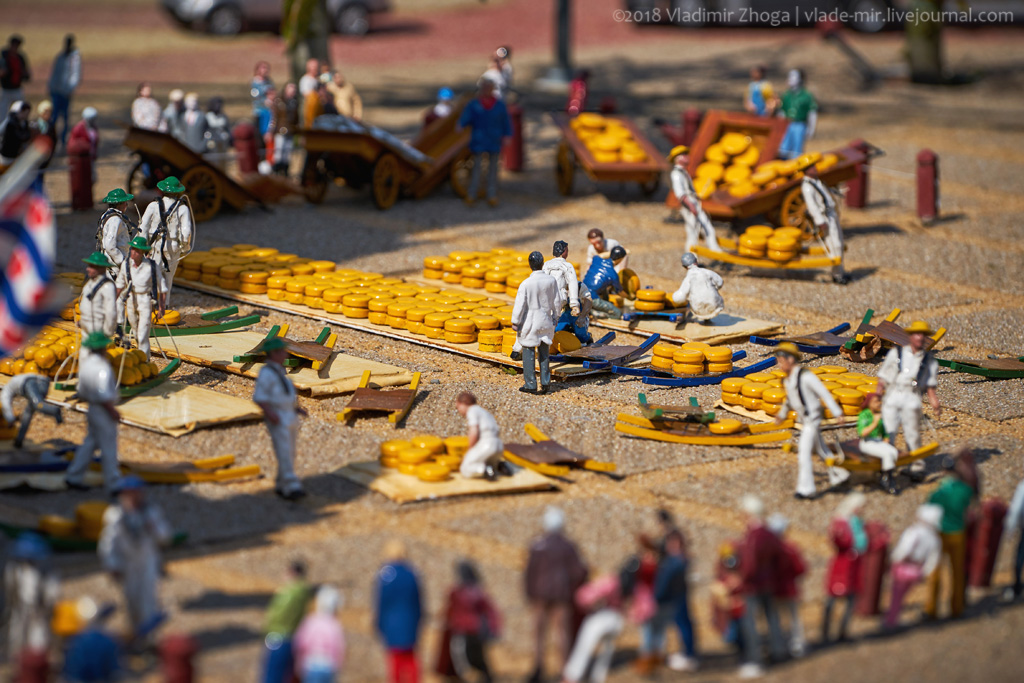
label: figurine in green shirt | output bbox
[778,69,818,160]
[925,451,978,620]
[856,393,898,494]
[263,560,313,682]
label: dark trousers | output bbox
[522,343,550,391]
[822,594,856,642]
[450,633,492,682]
[1014,531,1024,596]
[15,376,61,447]
[674,596,696,657]
[50,91,71,146]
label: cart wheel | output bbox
[181,166,223,222]
[127,159,159,196]
[371,153,401,210]
[639,175,661,197]
[449,155,473,199]
[556,141,575,196]
[779,186,814,238]
[302,155,329,204]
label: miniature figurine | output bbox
[375,540,423,683]
[65,332,121,492]
[543,240,593,346]
[454,391,508,481]
[778,69,817,160]
[434,560,501,681]
[62,598,121,683]
[524,506,588,683]
[744,65,776,117]
[252,336,307,501]
[1,372,62,448]
[877,320,940,481]
[3,533,59,661]
[857,392,899,494]
[457,78,511,207]
[95,188,135,280]
[115,235,167,361]
[737,494,786,678]
[709,543,745,657]
[98,476,171,641]
[800,164,848,284]
[563,572,626,683]
[582,246,627,320]
[262,560,312,683]
[768,514,807,658]
[512,251,560,395]
[425,86,453,126]
[822,492,867,644]
[652,531,699,673]
[670,252,724,324]
[884,504,942,629]
[773,342,846,500]
[924,450,977,620]
[138,176,193,299]
[669,145,722,254]
[585,228,628,273]
[293,585,346,683]
[80,251,119,352]
[1005,476,1024,602]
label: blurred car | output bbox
[162,0,391,36]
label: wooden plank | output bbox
[334,460,555,504]
[594,313,783,346]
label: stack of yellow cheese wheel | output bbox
[719,150,839,199]
[421,249,580,297]
[569,113,649,163]
[0,416,17,440]
[737,225,806,260]
[57,273,85,320]
[75,501,109,541]
[0,324,80,380]
[501,328,517,356]
[721,364,880,418]
[694,132,760,199]
[39,514,77,538]
[650,341,733,376]
[634,289,669,312]
[379,434,470,482]
[106,348,160,386]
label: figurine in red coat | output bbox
[736,495,786,679]
[768,514,807,658]
[822,492,868,643]
[434,560,501,682]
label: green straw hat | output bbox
[129,235,152,251]
[156,176,186,194]
[82,251,114,268]
[101,188,134,204]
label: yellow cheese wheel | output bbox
[636,289,667,302]
[836,375,867,388]
[444,435,470,457]
[240,270,270,284]
[707,361,733,373]
[398,446,433,464]
[704,346,732,362]
[469,316,499,331]
[380,439,412,457]
[740,382,771,398]
[435,455,463,469]
[767,379,784,388]
[552,330,582,354]
[339,305,368,318]
[321,301,342,314]
[268,289,288,301]
[695,161,725,182]
[410,435,445,455]
[423,256,446,269]
[840,403,860,416]
[444,318,475,334]
[634,300,665,312]
[761,402,781,416]
[767,236,798,251]
[290,263,314,276]
[386,315,407,329]
[653,343,676,359]
[729,182,758,198]
[484,281,507,293]
[478,330,503,344]
[75,501,109,541]
[463,277,485,289]
[442,272,463,284]
[423,325,445,339]
[819,365,848,374]
[673,363,704,375]
[741,395,762,411]
[761,387,787,404]
[240,282,268,294]
[734,145,761,167]
[720,132,751,155]
[386,303,413,318]
[672,348,704,364]
[709,418,744,434]
[341,294,370,308]
[39,515,77,538]
[833,388,865,406]
[818,374,844,383]
[744,373,774,383]
[416,463,451,482]
[267,275,290,289]
[721,391,743,405]
[479,343,502,353]
[367,298,394,313]
[34,347,56,369]
[319,288,346,303]
[180,268,201,281]
[219,264,246,279]
[705,144,729,163]
[857,384,878,395]
[750,168,777,186]
[380,455,401,469]
[444,331,477,344]
[737,246,765,258]
[739,234,768,249]
[775,227,804,241]
[367,311,388,325]
[423,268,444,279]
[303,296,324,309]
[217,277,240,290]
[767,250,796,262]
[403,307,433,323]
[723,164,752,183]
[651,355,675,370]
[821,381,842,391]
[695,176,717,200]
[483,269,508,283]
[721,377,749,393]
[200,259,229,274]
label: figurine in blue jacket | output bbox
[457,78,511,207]
[582,246,627,319]
[375,539,423,683]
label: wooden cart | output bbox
[122,127,265,222]
[551,113,668,197]
[300,99,472,210]
[666,110,880,234]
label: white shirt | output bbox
[116,258,168,298]
[890,520,942,577]
[299,75,320,99]
[671,165,698,207]
[466,404,500,443]
[878,346,938,395]
[585,238,627,272]
[99,503,171,574]
[139,196,194,259]
[542,256,580,310]
[78,353,118,404]
[481,68,507,99]
[511,271,560,348]
[779,366,842,422]
[670,264,724,320]
[98,210,130,268]
[1,373,47,424]
[79,275,118,338]
[253,362,298,426]
[801,176,836,226]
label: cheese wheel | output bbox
[308,260,336,273]
[750,168,776,185]
[444,318,475,334]
[695,161,725,182]
[444,435,470,456]
[818,374,844,383]
[479,343,502,353]
[268,289,288,301]
[39,515,77,538]
[380,439,412,457]
[672,349,705,366]
[682,341,711,353]
[775,227,804,241]
[833,388,865,406]
[442,272,463,284]
[283,278,310,293]
[471,315,500,331]
[75,501,109,541]
[416,463,451,482]
[636,289,667,302]
[385,303,412,318]
[217,277,240,290]
[740,382,771,398]
[705,143,729,163]
[444,331,477,344]
[721,391,743,405]
[552,330,582,353]
[411,435,445,454]
[761,402,781,416]
[290,263,314,276]
[478,330,503,344]
[423,325,445,339]
[399,446,433,465]
[651,355,675,370]
[484,269,508,283]
[739,234,768,249]
[342,305,369,318]
[423,256,446,269]
[673,363,704,375]
[767,379,784,388]
[857,384,878,395]
[303,296,324,309]
[842,403,861,416]
[653,343,676,358]
[836,375,867,388]
[709,419,744,435]
[762,387,787,404]
[322,301,343,314]
[707,361,733,374]
[767,250,797,262]
[240,270,270,284]
[723,164,752,183]
[386,315,407,329]
[463,277,485,289]
[721,377,749,393]
[767,236,798,251]
[403,308,433,323]
[219,264,246,279]
[484,281,507,293]
[200,259,229,274]
[368,311,388,325]
[423,268,444,279]
[821,381,842,391]
[237,282,266,294]
[450,310,476,321]
[634,300,665,312]
[819,365,848,374]
[368,298,394,313]
[435,455,463,469]
[267,275,290,289]
[704,347,732,363]
[180,268,201,281]
[380,456,401,469]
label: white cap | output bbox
[916,504,943,529]
[543,506,565,533]
[836,491,866,519]
[766,513,789,535]
[169,89,184,102]
[740,494,764,518]
[314,584,342,614]
[787,69,802,89]
[82,106,98,120]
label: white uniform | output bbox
[65,353,121,491]
[512,271,560,349]
[3,562,59,657]
[460,404,504,478]
[890,516,942,578]
[542,256,580,312]
[79,275,118,355]
[139,196,194,299]
[116,258,167,360]
[585,238,628,273]
[877,346,938,454]
[253,362,304,495]
[801,176,844,277]
[97,209,131,275]
[671,166,721,253]
[98,502,171,634]
[670,264,725,321]
[779,367,843,497]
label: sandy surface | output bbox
[3,0,1024,680]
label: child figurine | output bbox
[857,392,899,494]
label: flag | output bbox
[0,139,67,358]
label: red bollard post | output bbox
[967,499,1008,588]
[681,109,703,147]
[855,521,889,616]
[17,648,49,683]
[845,139,871,209]
[598,96,617,114]
[67,137,94,211]
[503,104,524,172]
[233,122,259,175]
[916,148,939,224]
[160,633,199,683]
[566,77,587,115]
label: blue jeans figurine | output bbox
[779,121,808,160]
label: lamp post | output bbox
[537,0,573,90]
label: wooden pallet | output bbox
[503,424,620,479]
[151,306,260,337]
[750,322,852,356]
[692,244,841,271]
[594,313,783,346]
[337,371,422,425]
[234,324,336,370]
[640,356,779,388]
